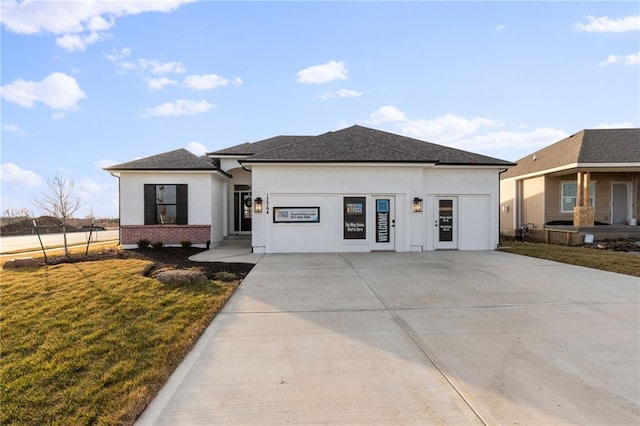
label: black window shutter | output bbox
[144,184,157,225]
[176,184,188,224]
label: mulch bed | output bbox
[44,247,255,280]
[585,238,640,252]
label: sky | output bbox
[1,1,639,219]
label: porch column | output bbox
[573,171,594,226]
[576,171,584,207]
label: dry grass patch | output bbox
[1,258,239,425]
[499,242,640,277]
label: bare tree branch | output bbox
[33,174,82,256]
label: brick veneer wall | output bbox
[122,225,211,245]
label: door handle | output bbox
[391,219,396,228]
[435,220,438,227]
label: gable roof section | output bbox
[211,135,311,156]
[105,148,219,171]
[241,125,513,166]
[501,128,640,179]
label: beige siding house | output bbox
[500,128,640,242]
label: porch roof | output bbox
[502,128,640,179]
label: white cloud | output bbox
[594,121,636,129]
[51,112,66,120]
[450,128,569,151]
[56,30,109,52]
[400,113,502,142]
[0,163,43,187]
[147,77,177,91]
[183,74,230,90]
[76,178,119,217]
[3,123,20,132]
[599,52,640,66]
[370,106,407,124]
[319,88,363,100]
[108,52,186,77]
[106,47,131,62]
[0,72,86,110]
[95,159,118,169]
[186,142,208,156]
[0,0,194,50]
[495,24,506,31]
[296,60,348,84]
[574,15,640,33]
[141,99,213,118]
[114,58,186,75]
[143,59,186,75]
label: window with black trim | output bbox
[144,184,188,224]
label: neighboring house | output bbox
[500,128,640,242]
[106,125,514,252]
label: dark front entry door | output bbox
[234,191,252,232]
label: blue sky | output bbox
[1,1,638,218]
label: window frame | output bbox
[560,181,595,213]
[144,184,188,225]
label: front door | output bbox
[435,197,457,249]
[234,190,252,233]
[373,197,395,250]
[611,183,630,224]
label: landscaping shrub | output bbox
[136,239,151,250]
[151,241,164,251]
[180,240,192,248]
[215,271,237,282]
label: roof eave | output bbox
[239,159,439,165]
[103,167,220,172]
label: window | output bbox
[561,181,595,213]
[144,184,187,224]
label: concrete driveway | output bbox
[137,251,640,425]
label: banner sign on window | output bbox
[376,199,390,243]
[344,197,366,239]
[273,207,320,223]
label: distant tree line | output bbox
[0,210,119,236]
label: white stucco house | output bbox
[105,125,514,253]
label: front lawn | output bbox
[1,257,239,425]
[499,241,640,277]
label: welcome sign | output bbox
[376,199,390,243]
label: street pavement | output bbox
[0,229,119,254]
[137,250,640,425]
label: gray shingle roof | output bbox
[240,125,514,166]
[105,148,218,171]
[501,128,640,179]
[211,135,311,155]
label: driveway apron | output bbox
[137,251,640,425]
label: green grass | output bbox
[499,241,640,277]
[1,258,238,425]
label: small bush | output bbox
[180,240,192,248]
[215,271,237,282]
[151,241,164,251]
[136,239,151,250]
